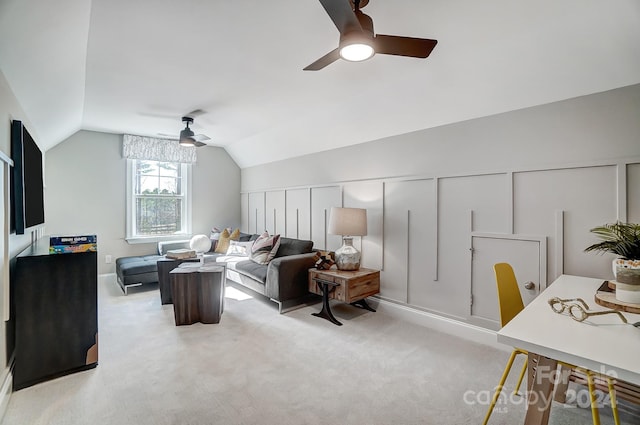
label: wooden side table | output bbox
[308,267,380,326]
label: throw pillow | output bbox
[210,226,232,252]
[215,228,240,254]
[249,232,281,265]
[225,240,253,257]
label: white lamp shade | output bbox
[328,207,367,236]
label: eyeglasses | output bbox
[548,297,628,324]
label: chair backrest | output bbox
[494,263,525,327]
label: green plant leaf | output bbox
[584,222,640,259]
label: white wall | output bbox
[45,130,241,275]
[242,84,640,190]
[240,84,640,328]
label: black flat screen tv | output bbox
[11,120,45,235]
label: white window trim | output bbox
[125,159,193,244]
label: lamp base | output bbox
[335,237,361,271]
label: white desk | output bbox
[497,274,640,424]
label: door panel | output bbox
[470,235,544,329]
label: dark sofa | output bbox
[217,237,317,312]
[116,235,317,312]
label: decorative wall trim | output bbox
[433,178,439,281]
[555,210,565,280]
[508,172,514,234]
[618,163,628,222]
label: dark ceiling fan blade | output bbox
[318,0,362,35]
[304,48,341,71]
[374,35,438,58]
[193,140,207,147]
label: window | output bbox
[126,159,191,242]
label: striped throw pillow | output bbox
[249,232,281,265]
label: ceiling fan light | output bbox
[340,43,374,61]
[179,138,196,147]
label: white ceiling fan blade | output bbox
[157,132,178,139]
[193,134,211,142]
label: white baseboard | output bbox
[0,365,13,422]
[374,298,511,352]
[98,273,116,284]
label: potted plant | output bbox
[585,221,640,303]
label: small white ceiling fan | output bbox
[157,112,211,147]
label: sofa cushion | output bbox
[249,232,281,265]
[234,260,268,284]
[275,237,313,258]
[239,232,256,242]
[116,255,161,276]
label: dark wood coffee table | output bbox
[157,257,201,304]
[169,263,226,325]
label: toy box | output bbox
[49,235,97,254]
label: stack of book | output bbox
[166,249,197,259]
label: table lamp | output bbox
[328,207,367,271]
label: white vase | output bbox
[613,258,640,304]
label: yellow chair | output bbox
[482,263,620,425]
[481,263,529,425]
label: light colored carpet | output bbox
[0,277,635,425]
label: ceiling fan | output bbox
[158,114,211,147]
[304,0,438,71]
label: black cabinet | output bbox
[11,240,98,390]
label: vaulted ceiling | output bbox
[1,0,639,168]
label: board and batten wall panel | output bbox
[343,181,383,270]
[247,192,265,234]
[382,181,410,303]
[240,192,249,233]
[265,190,286,236]
[628,163,640,223]
[513,166,618,281]
[405,179,436,309]
[285,188,310,240]
[382,179,436,305]
[240,85,640,327]
[310,186,341,251]
[437,174,511,318]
